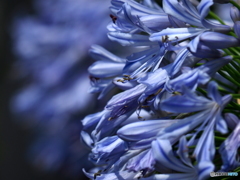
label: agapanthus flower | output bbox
[12,0,237,179]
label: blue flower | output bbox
[219,121,240,172]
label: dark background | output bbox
[0,1,86,180]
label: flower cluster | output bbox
[82,0,240,180]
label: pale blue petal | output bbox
[219,122,240,172]
[142,173,197,180]
[207,81,223,105]
[143,0,164,12]
[108,32,155,46]
[158,112,209,144]
[89,45,125,63]
[230,6,240,22]
[177,136,193,167]
[161,93,212,113]
[168,15,187,28]
[182,0,200,18]
[200,32,240,49]
[118,120,178,141]
[224,113,240,130]
[197,0,213,19]
[81,131,94,148]
[163,0,202,27]
[150,27,203,43]
[152,139,193,173]
[88,61,125,78]
[113,77,138,90]
[140,14,171,31]
[187,34,201,53]
[169,48,190,76]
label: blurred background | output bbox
[0,0,122,179]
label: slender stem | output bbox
[231,94,240,98]
[233,57,240,64]
[229,101,240,110]
[214,136,226,141]
[223,109,238,113]
[218,70,240,87]
[223,64,240,80]
[229,47,240,56]
[223,49,232,56]
[208,11,226,25]
[230,61,240,72]
[215,79,237,92]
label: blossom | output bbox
[67,0,240,179]
[219,121,240,172]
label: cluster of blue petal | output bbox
[82,0,240,180]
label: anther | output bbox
[110,14,117,24]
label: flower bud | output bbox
[230,6,240,22]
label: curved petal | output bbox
[163,0,202,27]
[200,32,240,49]
[117,120,178,141]
[88,61,125,78]
[150,28,203,43]
[152,139,193,173]
[108,32,155,46]
[89,45,125,63]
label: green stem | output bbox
[223,109,238,113]
[218,70,240,87]
[214,136,226,141]
[230,61,240,72]
[231,94,240,98]
[208,11,226,25]
[224,64,240,79]
[229,47,240,56]
[229,102,240,110]
[234,58,240,65]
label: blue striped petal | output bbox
[108,32,155,46]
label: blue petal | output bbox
[83,168,136,180]
[234,21,240,37]
[177,136,193,167]
[197,0,213,20]
[163,0,202,27]
[140,14,171,31]
[152,139,193,173]
[158,112,209,144]
[142,173,197,180]
[200,32,240,49]
[199,56,232,77]
[224,113,240,130]
[118,119,178,141]
[207,81,223,105]
[88,61,125,78]
[108,32,155,46]
[188,34,201,53]
[81,131,94,148]
[230,6,240,22]
[89,45,125,63]
[161,90,212,113]
[150,27,203,43]
[169,48,190,76]
[126,149,155,173]
[219,122,240,172]
[189,43,224,58]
